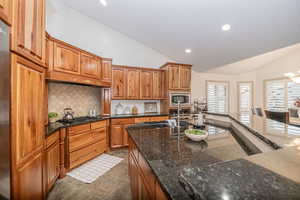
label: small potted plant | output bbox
[48,112,58,123]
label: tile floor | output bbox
[47,149,132,200]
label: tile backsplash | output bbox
[48,82,101,118]
[111,100,160,115]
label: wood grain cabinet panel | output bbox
[15,153,43,200]
[11,0,45,66]
[11,54,45,166]
[179,66,191,90]
[110,125,124,148]
[168,65,180,90]
[80,52,101,79]
[153,71,162,99]
[140,71,153,99]
[53,42,80,75]
[0,0,11,25]
[112,68,126,99]
[127,69,140,99]
[101,88,111,115]
[101,58,112,82]
[45,141,60,192]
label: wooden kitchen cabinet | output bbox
[45,140,60,192]
[101,88,111,115]
[112,67,127,99]
[140,70,153,99]
[80,52,101,79]
[111,125,124,148]
[127,69,140,99]
[53,42,81,75]
[153,71,162,99]
[101,58,112,83]
[0,0,11,25]
[161,63,192,91]
[11,0,46,66]
[11,54,45,199]
[180,66,191,90]
[168,65,180,90]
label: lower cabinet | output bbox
[15,153,44,200]
[128,137,169,200]
[45,132,60,192]
[110,116,169,149]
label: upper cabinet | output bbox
[46,36,112,87]
[53,42,81,75]
[11,0,46,66]
[168,65,180,90]
[179,66,191,90]
[140,70,153,99]
[127,69,140,99]
[112,65,165,100]
[0,0,11,25]
[101,58,112,83]
[112,66,127,99]
[161,63,192,91]
[80,52,101,79]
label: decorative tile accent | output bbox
[48,82,101,118]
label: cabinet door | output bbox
[80,52,101,79]
[110,125,124,148]
[15,153,43,200]
[127,69,140,99]
[138,174,152,200]
[180,66,191,90]
[101,88,111,115]
[46,142,60,192]
[168,65,180,90]
[129,155,139,200]
[11,0,45,65]
[53,42,80,75]
[101,59,112,82]
[112,68,126,99]
[11,54,45,166]
[123,124,134,146]
[153,71,162,99]
[140,71,153,99]
[0,0,11,25]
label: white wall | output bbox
[46,0,172,68]
[191,44,300,113]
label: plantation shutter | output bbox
[287,81,300,108]
[265,80,285,110]
[207,81,229,113]
[238,83,252,112]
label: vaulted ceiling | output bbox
[60,0,300,72]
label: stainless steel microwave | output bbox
[169,92,191,107]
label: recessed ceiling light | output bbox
[99,0,107,7]
[185,49,192,54]
[222,24,231,31]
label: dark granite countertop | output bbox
[46,113,169,137]
[46,116,110,137]
[205,112,300,148]
[127,123,252,200]
[127,116,300,200]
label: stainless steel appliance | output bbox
[0,19,10,200]
[169,92,191,107]
[62,108,75,122]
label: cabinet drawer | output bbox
[93,127,107,141]
[68,124,91,135]
[91,120,107,130]
[46,131,59,148]
[149,116,169,122]
[134,117,150,123]
[69,140,106,169]
[111,118,135,125]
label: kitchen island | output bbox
[126,113,300,200]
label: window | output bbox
[265,79,300,110]
[206,81,229,113]
[238,82,253,112]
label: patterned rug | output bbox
[67,154,123,183]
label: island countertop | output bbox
[127,114,300,200]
